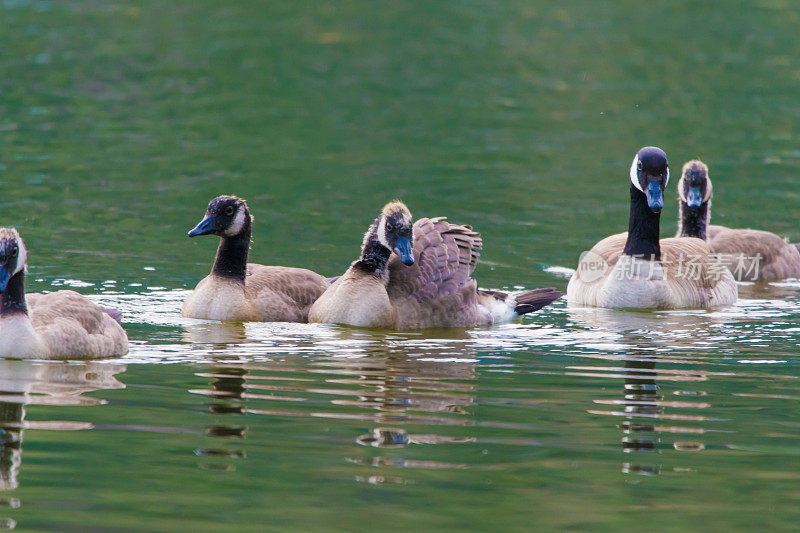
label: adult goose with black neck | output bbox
[0,228,128,359]
[567,147,736,309]
[676,160,800,281]
[182,195,330,322]
[309,201,562,329]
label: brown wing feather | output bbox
[245,264,330,321]
[27,291,128,358]
[708,228,800,281]
[385,217,486,328]
[387,218,482,301]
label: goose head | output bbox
[0,228,27,292]
[366,201,415,266]
[630,146,669,213]
[188,196,251,238]
[678,160,712,208]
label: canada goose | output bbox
[182,195,330,322]
[567,147,737,308]
[0,228,128,359]
[676,160,800,281]
[308,201,562,329]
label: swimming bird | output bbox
[0,228,128,359]
[567,147,736,308]
[676,160,800,281]
[308,201,562,329]
[182,195,330,322]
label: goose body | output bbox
[568,147,737,309]
[182,196,329,322]
[309,202,562,329]
[0,229,128,359]
[568,233,736,308]
[676,160,800,281]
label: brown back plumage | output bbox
[311,216,560,329]
[27,291,128,358]
[567,232,737,308]
[387,217,482,302]
[244,264,331,321]
[707,228,800,281]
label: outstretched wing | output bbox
[387,216,482,308]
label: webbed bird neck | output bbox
[354,226,391,275]
[1,271,27,316]
[623,185,662,260]
[212,216,251,282]
[677,201,709,240]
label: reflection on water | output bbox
[193,366,248,470]
[0,360,125,528]
[188,328,479,480]
[568,309,715,476]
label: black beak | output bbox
[393,237,415,266]
[686,186,703,208]
[188,215,215,237]
[645,179,664,213]
[0,265,11,292]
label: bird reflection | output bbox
[619,357,662,476]
[182,322,248,347]
[191,367,248,468]
[188,327,479,477]
[568,307,711,476]
[0,359,125,526]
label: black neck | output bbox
[1,271,27,316]
[677,201,709,240]
[354,238,392,274]
[211,218,251,281]
[623,185,661,260]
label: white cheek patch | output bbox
[677,174,712,203]
[16,240,27,275]
[677,176,688,203]
[224,207,247,237]
[376,216,390,248]
[703,175,712,202]
[665,167,670,188]
[630,155,644,192]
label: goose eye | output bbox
[10,247,17,258]
[225,206,235,216]
[637,161,643,171]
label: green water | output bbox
[2,0,800,530]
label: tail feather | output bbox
[100,307,124,324]
[513,287,563,315]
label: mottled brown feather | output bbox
[311,217,560,329]
[707,227,800,281]
[182,265,330,322]
[25,291,128,359]
[568,233,737,308]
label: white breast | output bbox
[597,255,672,308]
[0,316,49,359]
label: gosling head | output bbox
[630,146,669,213]
[0,228,27,292]
[188,195,251,238]
[678,160,712,208]
[366,201,415,266]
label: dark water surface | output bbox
[2,1,800,531]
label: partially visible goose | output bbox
[182,195,330,322]
[308,201,562,329]
[676,159,800,281]
[567,147,736,308]
[0,228,128,359]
